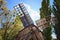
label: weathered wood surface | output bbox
[16,25,44,40]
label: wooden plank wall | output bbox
[16,25,44,40]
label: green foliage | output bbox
[0,28,4,40]
[7,16,23,40]
[40,0,52,40]
[0,16,23,40]
[53,0,60,40]
[43,25,52,40]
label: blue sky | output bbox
[6,0,42,24]
[6,0,53,11]
[6,0,42,12]
[6,0,53,21]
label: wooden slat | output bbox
[16,25,44,40]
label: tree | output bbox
[0,0,24,40]
[7,16,23,40]
[0,0,9,40]
[0,28,4,40]
[0,16,24,40]
[53,0,60,40]
[40,0,52,40]
[0,0,23,40]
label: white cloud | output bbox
[24,3,40,22]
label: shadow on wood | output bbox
[15,24,44,40]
